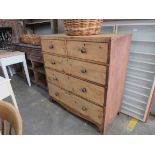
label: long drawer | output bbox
[43,54,67,72]
[49,84,103,125]
[43,54,107,85]
[67,41,109,63]
[68,58,107,85]
[41,39,66,56]
[69,76,105,106]
[46,69,105,106]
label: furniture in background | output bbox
[102,20,155,121]
[12,19,58,89]
[13,43,47,89]
[0,51,31,86]
[0,100,22,135]
[0,76,18,110]
[41,34,131,134]
[24,19,58,34]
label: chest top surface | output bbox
[40,33,131,42]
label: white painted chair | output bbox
[0,76,18,110]
[0,51,31,86]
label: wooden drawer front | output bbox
[49,84,103,125]
[67,41,108,63]
[69,76,105,106]
[68,59,107,85]
[46,69,69,89]
[41,40,66,56]
[43,54,67,72]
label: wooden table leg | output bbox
[22,59,31,87]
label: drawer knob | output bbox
[55,92,59,96]
[53,77,58,80]
[51,60,56,64]
[49,43,54,49]
[81,88,87,93]
[80,47,86,53]
[82,106,87,111]
[81,68,87,73]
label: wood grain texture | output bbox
[40,33,129,42]
[49,84,103,125]
[67,41,108,63]
[68,58,107,85]
[103,35,131,132]
[43,54,67,72]
[46,68,69,89]
[41,39,66,56]
[69,75,105,106]
[46,69,105,106]
[43,53,107,85]
[41,33,131,134]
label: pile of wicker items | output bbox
[20,34,41,45]
[64,19,103,36]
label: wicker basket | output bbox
[20,34,41,46]
[64,19,103,36]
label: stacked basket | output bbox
[64,19,103,36]
[20,34,41,46]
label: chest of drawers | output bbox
[41,34,131,134]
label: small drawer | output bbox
[46,69,69,89]
[49,84,103,125]
[41,39,66,56]
[67,41,109,63]
[43,54,67,72]
[69,76,105,106]
[68,58,107,85]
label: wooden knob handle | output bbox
[51,60,55,64]
[53,77,58,80]
[81,68,87,73]
[55,92,59,96]
[80,47,86,53]
[81,88,87,93]
[82,106,87,111]
[49,43,54,49]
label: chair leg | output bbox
[1,64,9,79]
[22,59,31,86]
[2,120,6,135]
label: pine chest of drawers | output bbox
[41,34,131,134]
